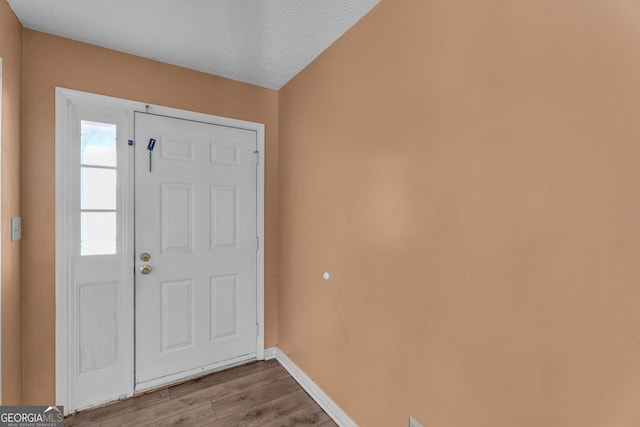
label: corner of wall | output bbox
[0,0,24,405]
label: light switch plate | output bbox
[11,216,21,241]
[409,417,424,427]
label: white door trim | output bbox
[55,87,265,413]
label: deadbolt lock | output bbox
[140,252,151,262]
[140,264,152,275]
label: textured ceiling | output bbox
[7,0,380,90]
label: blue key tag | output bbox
[147,138,156,172]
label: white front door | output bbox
[56,89,264,414]
[134,113,258,390]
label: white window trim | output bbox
[55,87,266,412]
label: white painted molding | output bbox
[264,347,357,427]
[263,347,279,360]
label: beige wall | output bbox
[0,0,22,404]
[278,0,640,426]
[21,30,278,404]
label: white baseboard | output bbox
[264,347,357,427]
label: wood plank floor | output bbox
[65,359,337,427]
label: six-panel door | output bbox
[134,113,258,389]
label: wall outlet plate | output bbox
[409,416,424,427]
[11,216,21,241]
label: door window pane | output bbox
[81,167,116,210]
[80,119,118,256]
[81,212,116,256]
[81,120,117,167]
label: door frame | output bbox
[55,87,265,413]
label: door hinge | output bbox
[256,323,260,337]
[254,150,260,166]
[256,236,260,251]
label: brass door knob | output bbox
[140,264,152,275]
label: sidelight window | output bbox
[80,120,117,255]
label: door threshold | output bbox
[67,355,261,417]
[134,352,258,394]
